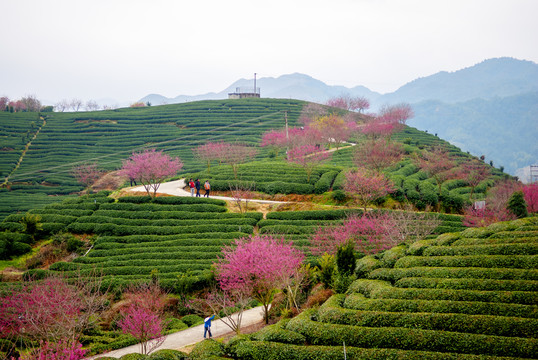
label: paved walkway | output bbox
[130,179,287,204]
[88,306,265,359]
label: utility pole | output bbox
[254,73,257,94]
[285,110,289,160]
[285,111,289,140]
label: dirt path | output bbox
[88,306,265,359]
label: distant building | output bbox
[229,73,261,99]
[228,87,260,99]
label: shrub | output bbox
[348,279,537,305]
[148,349,188,359]
[252,320,306,345]
[189,339,225,359]
[285,310,538,358]
[267,209,362,221]
[314,171,339,194]
[319,294,538,338]
[355,255,382,278]
[181,314,203,327]
[232,340,508,360]
[331,190,347,203]
[394,255,538,269]
[368,267,538,282]
[343,294,538,319]
[507,191,528,218]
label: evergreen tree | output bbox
[507,191,528,218]
[336,241,356,276]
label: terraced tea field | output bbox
[0,98,305,220]
[228,216,538,360]
[0,193,261,290]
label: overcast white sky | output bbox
[1,0,537,105]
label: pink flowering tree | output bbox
[326,95,370,113]
[118,283,167,354]
[311,114,357,150]
[20,340,87,360]
[219,142,258,179]
[343,169,394,211]
[287,144,329,183]
[463,179,521,227]
[71,162,103,192]
[121,149,183,197]
[463,161,491,200]
[416,146,463,195]
[522,183,538,213]
[361,103,413,139]
[311,213,398,256]
[353,138,404,172]
[215,235,305,324]
[118,304,166,355]
[193,142,228,173]
[0,275,107,358]
[260,129,288,157]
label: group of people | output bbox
[188,178,211,197]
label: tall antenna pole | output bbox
[254,73,257,94]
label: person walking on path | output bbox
[188,178,195,197]
[204,180,211,197]
[195,179,201,197]
[204,315,215,339]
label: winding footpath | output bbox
[88,306,265,359]
[129,179,287,204]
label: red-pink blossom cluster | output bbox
[21,340,87,360]
[122,149,183,196]
[311,213,399,256]
[343,169,394,211]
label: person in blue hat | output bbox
[204,314,215,339]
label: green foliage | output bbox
[318,253,336,289]
[286,310,537,358]
[507,190,528,218]
[149,349,188,359]
[189,339,226,359]
[335,241,355,276]
[330,189,346,203]
[181,314,204,327]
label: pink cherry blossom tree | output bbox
[361,103,413,139]
[193,142,228,173]
[20,339,87,360]
[463,161,491,200]
[219,142,258,179]
[0,274,107,358]
[343,169,394,211]
[215,235,304,324]
[287,144,329,183]
[118,304,166,355]
[121,149,183,197]
[71,162,103,192]
[522,183,538,213]
[416,146,462,195]
[118,283,168,354]
[311,213,398,256]
[260,129,288,157]
[311,114,357,150]
[353,138,404,172]
[326,95,370,113]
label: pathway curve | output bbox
[129,179,287,204]
[88,306,265,359]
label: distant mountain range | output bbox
[139,57,538,176]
